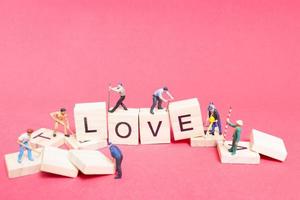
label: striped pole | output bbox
[108,83,111,111]
[223,106,232,142]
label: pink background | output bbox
[0,0,299,199]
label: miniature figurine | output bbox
[150,87,174,114]
[17,129,34,163]
[226,118,243,155]
[206,102,222,135]
[108,83,128,113]
[50,108,74,137]
[108,142,123,179]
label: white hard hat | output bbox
[236,120,243,126]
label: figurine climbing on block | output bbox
[108,83,128,113]
[50,108,74,137]
[108,142,123,179]
[17,129,35,163]
[150,87,174,114]
[226,118,243,155]
[206,103,222,135]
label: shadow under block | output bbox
[191,133,224,147]
[108,108,139,145]
[217,141,260,164]
[69,150,115,175]
[5,150,42,178]
[250,129,287,161]
[139,108,170,144]
[168,98,204,140]
[30,128,65,148]
[41,146,78,178]
[74,102,107,141]
[64,135,107,150]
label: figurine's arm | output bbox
[109,86,120,93]
[50,112,64,125]
[158,94,168,103]
[226,119,237,128]
[166,91,174,100]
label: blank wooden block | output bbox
[217,141,260,164]
[74,102,107,141]
[65,135,107,150]
[30,128,65,148]
[108,109,139,145]
[191,133,224,147]
[250,129,287,161]
[69,150,115,175]
[5,149,42,178]
[41,146,78,178]
[168,98,204,140]
[139,108,170,144]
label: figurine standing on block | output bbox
[17,129,34,163]
[207,103,222,135]
[226,119,243,155]
[108,142,123,179]
[50,108,74,137]
[150,87,174,114]
[108,83,128,113]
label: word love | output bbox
[74,98,204,145]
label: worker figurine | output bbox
[50,108,74,137]
[206,102,222,135]
[226,118,243,155]
[150,87,174,114]
[108,83,128,113]
[17,129,34,163]
[108,142,123,179]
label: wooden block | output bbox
[139,108,170,144]
[5,149,42,178]
[250,129,287,161]
[69,150,115,175]
[74,102,107,141]
[217,141,260,164]
[191,133,224,147]
[64,135,107,150]
[41,146,78,178]
[168,98,204,140]
[108,109,139,145]
[30,128,65,148]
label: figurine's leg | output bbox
[228,140,235,152]
[115,156,122,179]
[63,124,70,137]
[210,122,217,135]
[157,99,163,109]
[150,96,157,114]
[53,122,59,137]
[217,120,222,135]
[231,141,237,155]
[26,145,34,161]
[17,146,25,163]
[120,96,128,110]
[109,96,124,113]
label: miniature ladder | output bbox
[223,106,232,144]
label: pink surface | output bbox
[0,0,299,199]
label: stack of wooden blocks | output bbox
[5,128,115,178]
[5,98,288,179]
